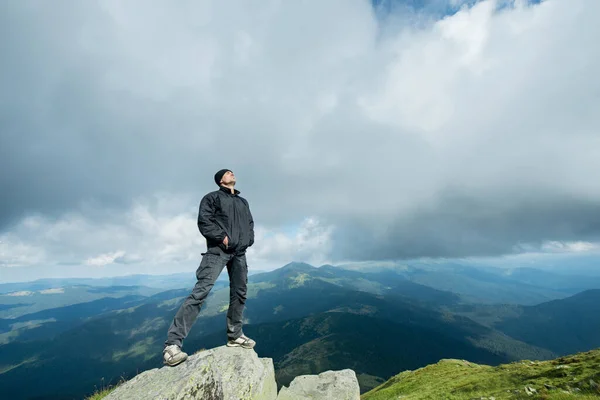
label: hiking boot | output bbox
[163,344,188,366]
[227,334,256,349]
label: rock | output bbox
[101,345,361,400]
[104,346,277,400]
[524,386,537,395]
[276,369,360,400]
[544,384,557,390]
[591,379,599,390]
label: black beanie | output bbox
[214,169,231,186]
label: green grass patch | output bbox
[0,356,39,374]
[361,348,600,400]
[248,282,276,298]
[111,337,155,362]
[289,273,311,288]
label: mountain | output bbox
[0,280,231,346]
[0,269,270,296]
[333,261,581,305]
[449,288,600,359]
[196,310,511,393]
[251,261,462,307]
[0,285,162,319]
[482,266,600,292]
[1,262,597,399]
[0,294,146,344]
[362,347,600,400]
[0,268,276,319]
[0,274,196,294]
[512,253,600,277]
[0,289,192,399]
[494,289,600,355]
[240,275,554,361]
[92,346,600,400]
[0,274,551,398]
[0,282,243,399]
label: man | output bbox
[162,169,256,367]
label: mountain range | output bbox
[0,261,599,399]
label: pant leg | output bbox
[165,252,228,348]
[226,253,248,341]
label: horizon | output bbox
[2,250,600,285]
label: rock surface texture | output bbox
[104,345,359,400]
[276,369,361,400]
[104,346,277,400]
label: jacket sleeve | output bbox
[248,208,255,247]
[242,198,255,247]
[197,194,226,242]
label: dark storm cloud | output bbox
[329,191,600,261]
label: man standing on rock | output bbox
[163,169,256,367]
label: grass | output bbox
[289,273,311,288]
[85,376,127,400]
[83,340,600,399]
[86,386,116,400]
[111,337,154,362]
[0,356,40,374]
[361,348,600,400]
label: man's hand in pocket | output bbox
[223,236,229,248]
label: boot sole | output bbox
[163,354,188,367]
[226,342,255,349]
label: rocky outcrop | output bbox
[104,345,359,400]
[276,369,360,400]
[104,346,276,400]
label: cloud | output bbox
[85,251,126,267]
[0,195,331,279]
[251,217,333,267]
[1,0,599,280]
[0,236,46,268]
[539,241,600,253]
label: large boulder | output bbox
[276,369,360,400]
[104,345,277,400]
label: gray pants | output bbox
[164,247,248,348]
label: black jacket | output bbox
[198,186,254,254]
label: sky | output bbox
[1,0,600,282]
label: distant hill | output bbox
[333,261,593,305]
[251,262,461,307]
[0,285,162,319]
[1,261,598,399]
[0,269,271,295]
[0,294,146,343]
[481,266,600,292]
[0,274,195,294]
[494,289,600,355]
[0,268,547,398]
[197,311,510,393]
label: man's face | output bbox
[221,170,236,185]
